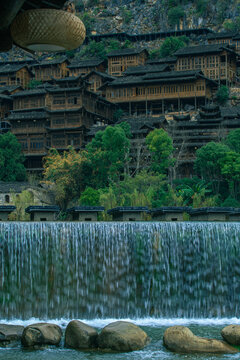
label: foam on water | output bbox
[1,317,240,328]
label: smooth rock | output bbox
[0,324,24,343]
[65,320,98,349]
[221,325,240,345]
[163,326,238,354]
[21,323,62,347]
[98,321,149,352]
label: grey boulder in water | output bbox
[21,323,62,347]
[65,320,98,349]
[0,324,24,344]
[221,325,240,345]
[98,321,149,352]
[163,326,238,353]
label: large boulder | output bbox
[0,324,24,344]
[163,326,238,354]
[65,320,98,349]
[21,323,62,347]
[221,325,240,345]
[98,321,149,352]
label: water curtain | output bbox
[0,222,239,320]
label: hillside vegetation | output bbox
[75,0,240,35]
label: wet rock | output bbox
[65,320,98,349]
[221,325,240,345]
[21,323,62,347]
[163,326,238,354]
[98,321,149,352]
[0,324,24,344]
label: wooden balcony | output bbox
[107,90,206,103]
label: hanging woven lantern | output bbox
[10,9,86,52]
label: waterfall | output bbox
[0,222,240,320]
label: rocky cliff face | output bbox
[78,0,240,34]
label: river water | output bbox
[0,222,240,358]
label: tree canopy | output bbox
[146,128,175,174]
[0,132,26,182]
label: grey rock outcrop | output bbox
[221,325,240,346]
[98,321,149,352]
[21,323,62,347]
[64,320,98,349]
[163,326,238,354]
[0,324,24,344]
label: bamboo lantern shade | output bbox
[10,9,86,52]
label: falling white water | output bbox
[0,222,240,320]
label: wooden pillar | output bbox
[194,86,197,110]
[162,99,164,114]
[129,102,131,115]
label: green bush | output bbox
[215,86,229,105]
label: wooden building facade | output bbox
[0,64,32,88]
[107,48,148,76]
[102,70,217,115]
[68,58,106,77]
[174,44,237,84]
[8,82,117,171]
[31,57,70,82]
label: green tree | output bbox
[27,79,42,89]
[86,123,131,188]
[215,85,229,105]
[8,190,34,221]
[79,187,100,205]
[79,12,95,35]
[194,142,230,193]
[159,36,188,58]
[225,128,240,153]
[146,129,175,174]
[220,151,240,198]
[168,6,184,27]
[0,132,26,181]
[43,147,87,210]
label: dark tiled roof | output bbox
[0,206,16,212]
[67,206,104,212]
[146,56,177,64]
[107,48,148,57]
[124,64,170,75]
[0,85,23,93]
[174,44,236,56]
[151,206,191,214]
[46,86,82,93]
[25,206,60,213]
[190,207,234,214]
[0,64,28,74]
[8,110,47,120]
[52,75,82,82]
[207,32,236,39]
[46,108,83,114]
[0,94,12,101]
[107,70,207,86]
[83,70,115,80]
[117,116,165,133]
[12,89,47,97]
[107,206,148,214]
[68,58,104,68]
[31,57,69,67]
